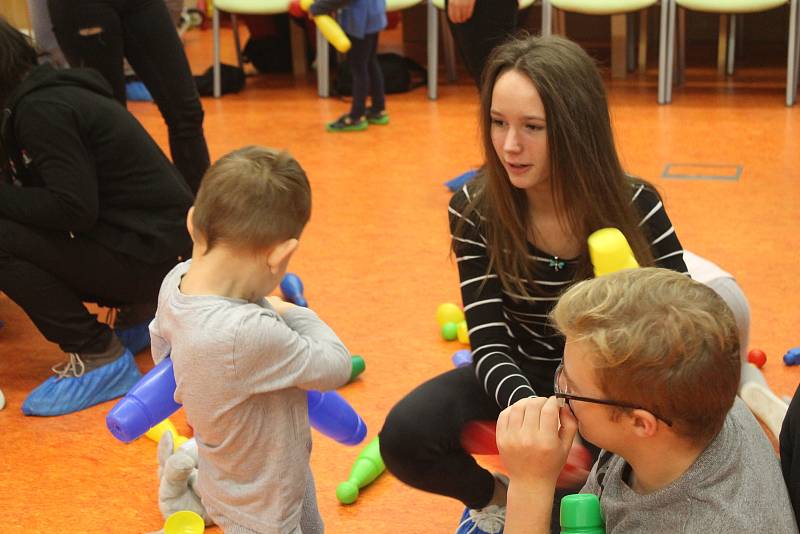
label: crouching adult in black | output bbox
[0,18,193,416]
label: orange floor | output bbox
[1,23,799,533]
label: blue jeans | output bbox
[47,0,210,193]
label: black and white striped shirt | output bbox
[448,182,688,409]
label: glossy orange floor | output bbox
[1,24,799,534]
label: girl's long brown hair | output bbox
[454,34,655,298]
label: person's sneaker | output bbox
[116,320,152,354]
[366,110,389,125]
[455,504,506,534]
[326,114,368,132]
[22,350,142,416]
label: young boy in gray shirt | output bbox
[149,146,352,533]
[496,268,798,534]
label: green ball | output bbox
[336,481,359,504]
[441,322,458,341]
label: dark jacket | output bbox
[0,64,193,263]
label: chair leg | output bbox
[541,0,552,37]
[427,0,438,100]
[717,14,728,75]
[441,11,458,82]
[231,13,243,71]
[213,7,221,98]
[676,5,685,87]
[627,13,637,73]
[658,0,675,104]
[638,9,648,73]
[788,0,799,106]
[289,19,308,76]
[316,28,329,97]
[726,14,736,76]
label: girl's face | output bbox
[490,69,551,194]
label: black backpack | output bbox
[335,52,427,96]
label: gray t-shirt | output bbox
[150,261,352,533]
[581,398,798,533]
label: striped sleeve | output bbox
[449,187,536,408]
[632,184,688,274]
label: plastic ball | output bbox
[336,481,359,504]
[748,349,767,369]
[441,322,458,341]
[456,321,469,344]
[436,303,464,327]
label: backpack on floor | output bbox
[335,52,427,96]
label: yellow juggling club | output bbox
[300,0,352,53]
[588,228,639,277]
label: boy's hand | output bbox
[266,296,296,315]
[496,396,578,486]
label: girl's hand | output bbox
[496,396,578,486]
[447,0,476,23]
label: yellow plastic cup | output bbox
[164,510,204,534]
[588,228,639,277]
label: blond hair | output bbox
[551,267,740,444]
[192,146,311,252]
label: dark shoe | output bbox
[326,114,368,132]
[366,110,389,125]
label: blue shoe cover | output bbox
[22,350,142,416]
[126,80,153,102]
[116,319,152,354]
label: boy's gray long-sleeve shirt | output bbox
[150,261,352,533]
[582,398,799,533]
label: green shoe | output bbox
[366,110,389,125]
[326,114,368,132]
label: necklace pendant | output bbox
[549,257,565,271]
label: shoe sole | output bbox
[367,117,389,125]
[740,382,789,439]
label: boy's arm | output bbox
[497,397,578,534]
[234,306,351,393]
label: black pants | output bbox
[47,0,210,193]
[0,218,180,354]
[379,365,599,534]
[445,0,519,86]
[780,383,800,525]
[347,31,385,119]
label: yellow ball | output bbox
[457,321,469,344]
[436,303,464,327]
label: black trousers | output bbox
[47,0,210,194]
[445,0,519,86]
[379,365,599,534]
[0,218,180,354]
[780,383,800,525]
[347,31,385,119]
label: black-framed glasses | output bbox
[553,362,673,427]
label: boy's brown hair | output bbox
[192,146,311,252]
[551,267,740,444]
